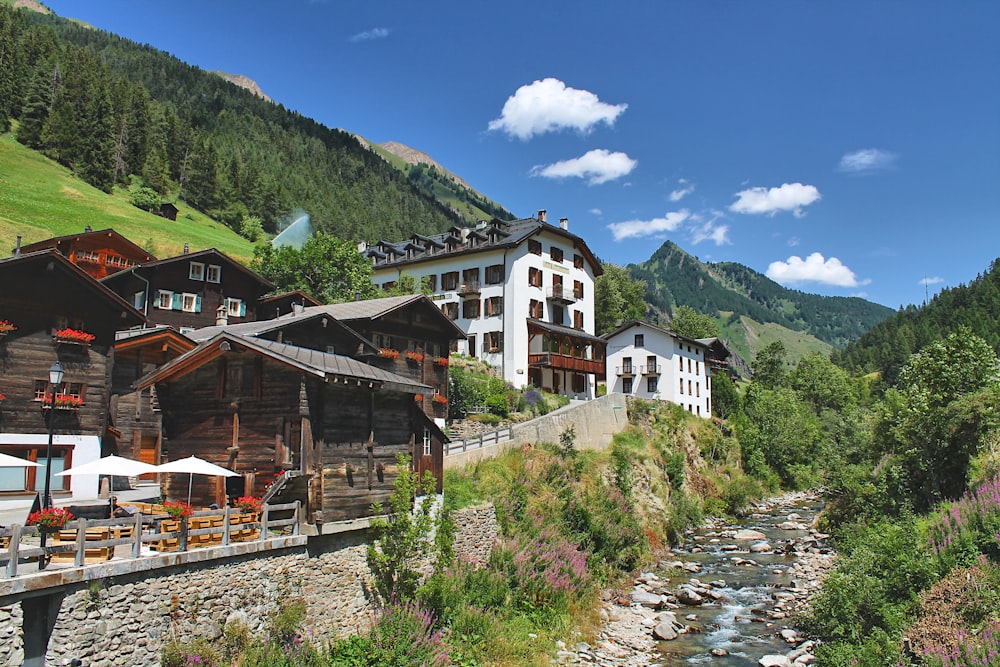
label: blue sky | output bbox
[42,1,1000,309]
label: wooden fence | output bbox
[0,501,300,578]
[444,426,513,456]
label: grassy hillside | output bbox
[720,312,833,370]
[0,132,254,261]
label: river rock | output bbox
[734,529,767,540]
[675,588,704,605]
[780,628,800,643]
[631,590,664,608]
[750,541,773,553]
[652,622,678,640]
[778,521,808,531]
[759,655,792,667]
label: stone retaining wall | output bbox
[0,504,499,666]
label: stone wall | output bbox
[0,505,500,666]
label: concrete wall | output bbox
[0,505,499,667]
[444,393,628,469]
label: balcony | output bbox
[641,363,660,375]
[458,282,481,297]
[616,364,636,377]
[545,285,578,304]
[529,353,605,375]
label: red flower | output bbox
[378,348,400,359]
[0,321,16,334]
[27,507,73,529]
[432,394,448,405]
[405,351,424,363]
[433,356,450,367]
[234,496,262,513]
[53,328,95,344]
[163,501,194,519]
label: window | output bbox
[696,360,700,375]
[133,291,144,310]
[552,305,565,325]
[441,271,459,291]
[156,290,174,309]
[635,334,644,347]
[467,335,476,358]
[441,302,458,320]
[462,268,480,287]
[647,355,657,373]
[688,379,692,394]
[181,293,201,313]
[572,373,586,394]
[622,357,633,373]
[529,299,543,319]
[574,280,584,300]
[486,296,503,316]
[423,430,432,457]
[0,448,68,492]
[679,378,684,394]
[425,274,437,291]
[573,310,584,329]
[206,265,221,283]
[34,380,85,403]
[382,281,396,290]
[623,377,633,394]
[679,356,684,372]
[574,254,584,269]
[528,239,542,255]
[550,246,564,263]
[528,267,542,287]
[462,299,480,319]
[483,331,503,353]
[688,358,692,372]
[226,298,245,318]
[696,382,700,397]
[647,376,658,393]
[189,262,205,281]
[485,264,504,284]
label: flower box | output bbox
[0,320,15,338]
[163,501,194,520]
[42,394,84,410]
[433,356,450,367]
[28,507,73,532]
[431,394,448,405]
[53,328,96,346]
[405,351,424,364]
[414,394,423,403]
[377,348,400,360]
[234,496,262,514]
[0,392,5,402]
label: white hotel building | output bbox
[365,211,606,398]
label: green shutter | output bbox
[171,293,182,310]
[194,295,202,313]
[238,301,246,317]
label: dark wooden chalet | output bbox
[101,248,275,331]
[15,228,156,281]
[136,332,446,524]
[157,202,179,221]
[0,250,146,500]
[256,290,322,320]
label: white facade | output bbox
[368,214,605,397]
[605,321,712,418]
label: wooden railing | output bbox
[529,353,605,375]
[444,427,513,456]
[0,501,300,578]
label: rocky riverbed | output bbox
[555,491,835,666]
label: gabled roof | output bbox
[114,326,196,355]
[258,290,322,308]
[602,320,710,349]
[188,308,378,353]
[307,294,467,339]
[16,228,156,262]
[136,332,430,394]
[527,318,607,345]
[101,248,275,291]
[0,249,148,328]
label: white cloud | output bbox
[669,179,695,202]
[839,148,897,173]
[730,183,821,217]
[607,210,690,241]
[349,27,389,42]
[488,78,627,140]
[690,221,730,246]
[919,276,944,286]
[531,149,637,185]
[589,208,602,215]
[787,236,800,247]
[766,252,869,287]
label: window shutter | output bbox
[238,301,246,317]
[171,293,183,310]
[195,295,202,313]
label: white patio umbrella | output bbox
[55,454,158,495]
[155,456,239,505]
[0,452,39,467]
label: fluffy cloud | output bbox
[488,78,628,140]
[787,236,800,247]
[730,183,821,217]
[349,27,389,42]
[690,221,730,246]
[669,179,695,202]
[607,210,690,241]
[531,149,637,185]
[839,148,897,173]
[919,276,944,286]
[766,252,869,287]
[589,208,603,215]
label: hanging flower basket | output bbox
[234,496,262,514]
[414,394,423,403]
[163,501,194,520]
[0,321,15,338]
[433,356,450,367]
[53,328,96,346]
[0,392,6,402]
[431,394,448,405]
[27,507,73,533]
[42,394,84,410]
[377,348,399,360]
[405,351,424,364]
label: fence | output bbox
[0,501,300,578]
[444,426,513,456]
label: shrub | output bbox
[130,186,161,212]
[467,413,501,425]
[328,600,449,667]
[483,394,509,418]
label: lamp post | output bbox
[41,361,64,510]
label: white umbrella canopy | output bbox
[55,454,157,478]
[155,456,239,505]
[0,452,39,467]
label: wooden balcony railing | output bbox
[529,353,605,375]
[545,285,578,304]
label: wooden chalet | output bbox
[157,202,179,221]
[100,248,275,331]
[696,337,738,379]
[256,290,322,320]
[526,319,607,395]
[14,228,156,281]
[136,331,447,524]
[0,250,147,502]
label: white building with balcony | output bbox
[604,321,713,417]
[365,211,606,398]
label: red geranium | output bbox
[163,501,194,520]
[53,328,95,344]
[27,507,73,530]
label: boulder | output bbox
[750,542,774,553]
[652,622,678,641]
[630,590,663,608]
[734,529,767,541]
[759,656,792,667]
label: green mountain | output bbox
[629,241,895,364]
[834,257,1000,384]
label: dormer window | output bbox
[206,265,221,283]
[189,262,205,281]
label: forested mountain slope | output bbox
[630,241,894,349]
[0,5,464,243]
[834,257,1000,384]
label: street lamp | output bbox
[41,361,64,510]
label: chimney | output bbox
[14,236,21,258]
[559,217,569,231]
[537,209,547,223]
[292,302,304,316]
[84,225,92,233]
[183,243,190,255]
[216,304,228,327]
[357,241,368,253]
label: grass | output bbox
[0,132,255,262]
[717,310,833,366]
